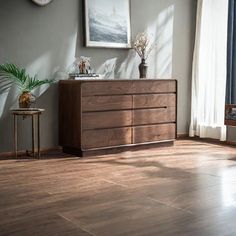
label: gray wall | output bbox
[0,0,197,152]
[227,127,236,142]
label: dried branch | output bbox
[132,32,157,60]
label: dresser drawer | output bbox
[82,81,133,96]
[82,95,132,112]
[82,127,132,149]
[133,123,176,144]
[133,107,176,125]
[82,110,132,130]
[132,80,176,94]
[133,94,176,109]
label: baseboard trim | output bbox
[1,135,236,159]
[0,147,62,159]
[177,133,189,139]
[181,135,236,147]
[225,140,236,146]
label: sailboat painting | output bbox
[84,0,131,48]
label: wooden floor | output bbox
[0,140,236,236]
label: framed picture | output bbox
[84,0,131,48]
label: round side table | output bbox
[11,108,45,158]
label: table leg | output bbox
[32,114,35,157]
[13,115,17,158]
[37,113,40,158]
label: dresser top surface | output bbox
[60,79,177,84]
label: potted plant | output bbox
[0,63,54,108]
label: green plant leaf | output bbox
[0,63,54,93]
[0,63,28,91]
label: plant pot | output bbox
[139,59,148,79]
[19,92,36,108]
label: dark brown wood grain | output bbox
[82,81,133,96]
[132,80,177,94]
[59,82,82,148]
[82,110,132,130]
[82,95,132,112]
[59,79,177,156]
[133,123,176,144]
[82,127,132,149]
[1,140,236,235]
[133,107,176,125]
[133,94,176,109]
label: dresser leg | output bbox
[37,113,40,158]
[13,115,17,158]
[32,114,35,157]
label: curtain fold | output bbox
[189,0,229,141]
[226,0,236,104]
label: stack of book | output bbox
[69,73,101,80]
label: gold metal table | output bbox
[11,108,45,158]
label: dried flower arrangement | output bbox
[132,32,157,60]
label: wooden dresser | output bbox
[59,79,177,156]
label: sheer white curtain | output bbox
[189,0,229,141]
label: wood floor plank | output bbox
[0,140,236,235]
[0,214,93,236]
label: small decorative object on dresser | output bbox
[69,57,101,80]
[0,63,54,108]
[133,32,158,78]
[72,56,92,74]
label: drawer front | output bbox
[82,111,132,130]
[133,107,176,125]
[132,80,176,94]
[82,95,132,112]
[133,123,176,144]
[82,127,132,149]
[133,94,176,109]
[82,81,133,96]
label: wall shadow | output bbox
[0,0,79,152]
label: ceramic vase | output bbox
[139,59,148,79]
[19,92,36,108]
